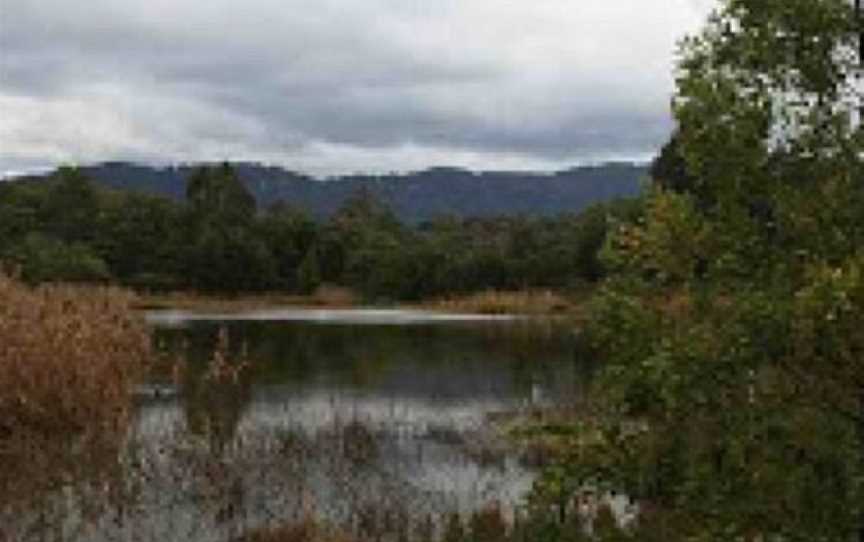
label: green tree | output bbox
[3,233,111,284]
[0,182,43,254]
[182,164,277,291]
[41,167,103,245]
[649,132,696,195]
[186,162,256,225]
[538,1,864,539]
[257,202,317,291]
[100,191,185,289]
[186,224,276,292]
[317,189,413,299]
[296,245,322,294]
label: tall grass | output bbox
[0,273,149,439]
[0,273,150,532]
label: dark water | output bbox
[11,309,592,541]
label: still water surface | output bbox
[17,309,591,541]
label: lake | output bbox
[8,308,591,541]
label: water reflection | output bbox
[144,308,521,327]
[8,309,590,541]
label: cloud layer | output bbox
[0,0,711,176]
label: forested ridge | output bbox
[3,162,644,222]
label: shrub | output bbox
[2,233,111,284]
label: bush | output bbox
[2,233,111,284]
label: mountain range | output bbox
[7,161,647,221]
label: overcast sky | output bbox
[0,1,713,177]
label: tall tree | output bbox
[186,162,256,226]
[649,132,696,196]
[539,1,864,539]
[315,188,412,298]
[183,164,276,291]
[42,167,102,245]
[257,202,317,291]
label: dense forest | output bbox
[0,164,642,299]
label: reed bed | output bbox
[0,273,150,531]
[0,273,149,439]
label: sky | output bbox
[0,0,713,177]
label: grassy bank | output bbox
[419,289,588,316]
[132,284,360,312]
[135,286,591,317]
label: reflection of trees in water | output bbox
[183,365,253,455]
[154,320,590,405]
[0,318,582,540]
[3,318,586,541]
[158,326,254,454]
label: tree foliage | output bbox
[0,164,635,298]
[535,0,864,539]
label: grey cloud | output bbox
[0,0,712,175]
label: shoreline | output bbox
[132,287,592,318]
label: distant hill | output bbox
[11,162,646,221]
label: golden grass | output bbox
[136,286,587,315]
[423,289,582,315]
[306,284,359,307]
[0,273,150,515]
[132,284,360,312]
[0,273,149,438]
[133,291,314,311]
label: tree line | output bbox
[0,163,641,300]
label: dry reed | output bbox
[307,285,358,307]
[133,284,360,312]
[0,273,150,525]
[424,289,577,315]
